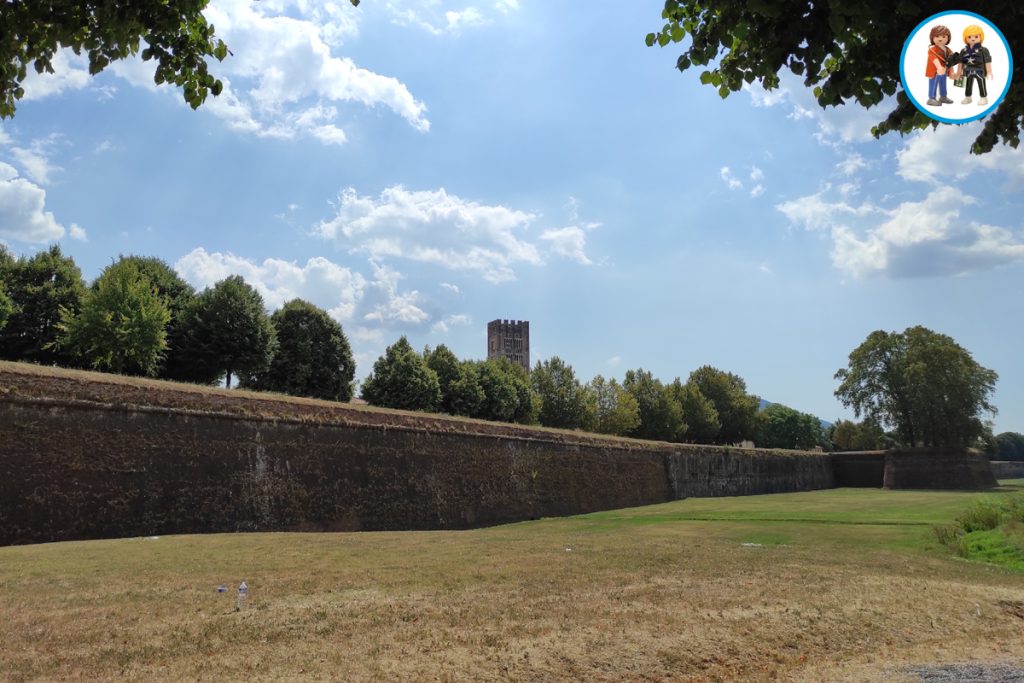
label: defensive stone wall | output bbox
[990,461,1024,480]
[831,451,886,488]
[883,448,997,490]
[0,362,834,546]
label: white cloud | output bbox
[749,184,765,198]
[897,122,1024,186]
[540,223,599,265]
[94,140,114,154]
[720,166,743,190]
[440,282,461,295]
[11,140,62,186]
[778,188,1024,278]
[495,0,520,13]
[749,166,764,182]
[744,73,887,147]
[174,247,368,320]
[775,191,882,232]
[30,1,428,145]
[837,152,866,176]
[68,224,88,242]
[386,3,493,35]
[361,261,429,324]
[0,168,67,243]
[315,185,542,283]
[431,313,472,334]
[606,355,622,367]
[19,50,91,101]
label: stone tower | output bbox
[487,319,530,371]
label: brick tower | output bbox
[487,319,530,371]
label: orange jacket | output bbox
[926,45,950,77]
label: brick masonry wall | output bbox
[0,377,834,546]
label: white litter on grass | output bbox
[146,536,160,540]
[740,542,763,548]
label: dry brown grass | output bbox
[2,489,1023,681]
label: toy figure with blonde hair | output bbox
[953,24,993,105]
[925,25,953,106]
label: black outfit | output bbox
[959,44,992,98]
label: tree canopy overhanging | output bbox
[0,0,360,117]
[647,1,1023,153]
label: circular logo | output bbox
[899,10,1013,124]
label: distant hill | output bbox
[759,398,832,430]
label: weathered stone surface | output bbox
[0,364,836,546]
[883,448,998,490]
[832,451,886,488]
[990,461,1024,480]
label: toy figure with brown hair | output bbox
[925,25,954,106]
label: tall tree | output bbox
[361,336,441,412]
[245,299,355,401]
[113,255,195,380]
[425,346,484,417]
[623,368,685,442]
[687,366,760,445]
[174,275,276,387]
[669,378,720,444]
[0,245,86,365]
[835,326,998,448]
[58,259,170,376]
[757,403,823,451]
[471,358,538,424]
[646,1,1023,154]
[994,432,1024,462]
[586,375,640,436]
[0,246,12,332]
[532,356,592,429]
[829,418,887,451]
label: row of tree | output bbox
[2,247,1005,451]
[0,246,356,400]
[359,337,831,448]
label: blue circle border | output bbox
[898,10,1014,124]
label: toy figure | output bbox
[953,24,993,105]
[925,25,953,106]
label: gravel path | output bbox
[906,663,1024,682]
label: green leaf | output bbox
[645,33,656,47]
[718,85,730,98]
[699,71,713,84]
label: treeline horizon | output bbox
[1,245,1019,456]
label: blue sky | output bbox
[1,1,1022,432]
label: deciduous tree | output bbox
[174,275,276,387]
[669,378,720,444]
[246,299,355,401]
[757,403,823,451]
[532,356,592,429]
[361,336,441,412]
[834,326,997,448]
[586,375,640,436]
[0,245,86,365]
[646,1,1023,154]
[426,345,483,417]
[623,368,685,442]
[59,259,170,376]
[687,366,760,445]
[113,255,195,380]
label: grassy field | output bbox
[2,485,1023,681]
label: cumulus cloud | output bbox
[777,188,1024,278]
[0,164,68,244]
[19,50,91,101]
[315,185,542,283]
[386,2,511,34]
[68,224,88,242]
[720,166,743,190]
[31,1,428,145]
[897,122,1024,186]
[744,74,887,147]
[10,135,63,185]
[775,191,881,232]
[431,313,472,334]
[539,223,599,265]
[174,247,368,320]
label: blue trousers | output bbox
[928,75,947,99]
